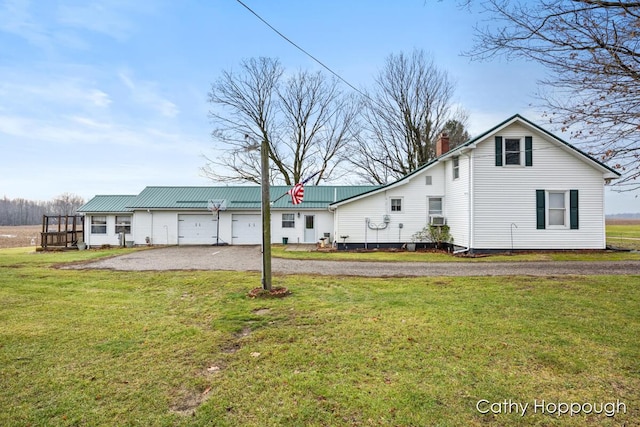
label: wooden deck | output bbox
[40,215,84,250]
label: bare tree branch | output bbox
[466,0,640,191]
[203,58,355,185]
[350,49,469,184]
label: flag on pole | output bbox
[288,182,304,205]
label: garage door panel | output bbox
[232,214,261,245]
[178,214,217,245]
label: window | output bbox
[91,216,107,234]
[452,156,460,179]
[390,198,402,212]
[505,139,521,165]
[536,190,579,230]
[495,136,533,166]
[115,216,131,234]
[548,192,566,226]
[428,197,443,216]
[282,213,295,228]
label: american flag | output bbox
[288,182,304,205]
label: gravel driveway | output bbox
[68,246,640,277]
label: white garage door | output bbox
[178,214,217,245]
[232,214,261,245]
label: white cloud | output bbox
[56,1,135,42]
[0,0,51,48]
[118,70,179,118]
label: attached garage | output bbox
[232,213,261,245]
[178,214,217,245]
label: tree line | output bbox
[0,193,85,226]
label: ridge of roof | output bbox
[330,114,620,207]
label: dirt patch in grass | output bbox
[247,286,291,299]
[0,225,40,248]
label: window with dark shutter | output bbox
[495,136,503,166]
[525,136,533,166]
[570,190,579,229]
[536,190,545,229]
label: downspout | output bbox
[148,209,153,245]
[468,149,473,251]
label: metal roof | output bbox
[124,185,379,210]
[77,195,137,213]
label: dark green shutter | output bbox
[495,136,503,166]
[570,190,579,229]
[536,190,546,229]
[525,136,533,166]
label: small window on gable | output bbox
[452,156,460,179]
[425,175,432,185]
[496,136,533,166]
[390,198,402,212]
[505,139,521,165]
[282,213,295,228]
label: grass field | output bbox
[0,247,638,426]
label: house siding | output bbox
[333,164,447,246]
[445,154,470,248]
[84,214,133,247]
[472,122,606,250]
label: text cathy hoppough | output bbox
[476,399,627,418]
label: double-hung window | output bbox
[390,198,402,212]
[428,197,443,216]
[504,139,521,165]
[91,216,107,234]
[495,136,533,167]
[452,156,460,179]
[282,213,295,228]
[115,216,131,234]
[548,192,566,226]
[536,190,579,229]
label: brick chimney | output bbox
[436,132,450,157]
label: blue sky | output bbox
[0,0,635,213]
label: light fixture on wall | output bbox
[297,212,300,218]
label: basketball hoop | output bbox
[207,199,227,246]
[207,199,226,213]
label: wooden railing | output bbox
[40,215,84,249]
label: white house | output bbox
[330,114,620,252]
[78,186,377,247]
[78,115,619,252]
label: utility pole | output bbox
[260,137,272,290]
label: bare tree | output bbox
[203,58,357,185]
[203,57,282,184]
[51,193,85,216]
[350,49,469,184]
[466,0,640,190]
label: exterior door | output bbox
[232,214,261,244]
[178,214,216,245]
[304,215,315,243]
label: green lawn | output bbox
[607,223,640,250]
[0,248,638,426]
